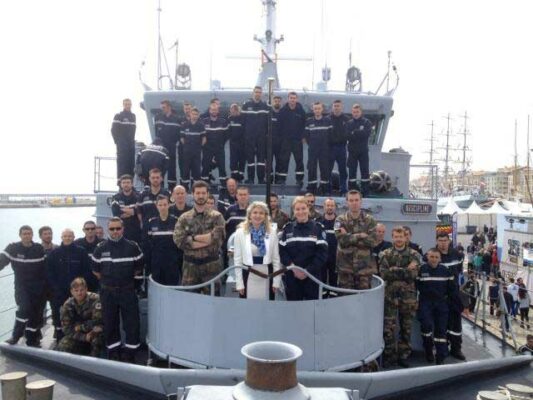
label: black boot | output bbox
[108,348,121,361]
[425,349,435,363]
[450,349,466,361]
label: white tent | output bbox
[438,200,463,215]
[457,201,492,233]
[486,202,511,215]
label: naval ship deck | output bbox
[0,318,530,399]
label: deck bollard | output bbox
[233,341,310,400]
[506,383,533,399]
[26,379,55,400]
[0,371,28,400]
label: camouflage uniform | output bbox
[271,209,290,230]
[334,210,377,289]
[379,246,421,363]
[173,207,226,294]
[58,292,104,357]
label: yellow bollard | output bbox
[0,371,28,400]
[26,379,55,400]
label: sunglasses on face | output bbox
[84,227,95,231]
[109,227,122,232]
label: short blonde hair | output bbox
[240,201,272,233]
[291,196,308,210]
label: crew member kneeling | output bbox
[279,196,328,301]
[58,278,103,357]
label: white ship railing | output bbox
[147,266,385,371]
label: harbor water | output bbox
[0,207,96,339]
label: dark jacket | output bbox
[111,110,136,145]
[136,144,169,178]
[91,238,144,287]
[111,190,141,243]
[346,116,373,151]
[47,243,92,296]
[180,120,206,148]
[417,263,456,302]
[154,112,181,153]
[202,115,229,148]
[241,99,269,137]
[329,113,349,145]
[278,103,307,141]
[279,220,328,278]
[0,242,46,291]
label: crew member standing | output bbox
[201,102,229,186]
[278,92,306,185]
[279,196,328,301]
[47,229,91,342]
[225,186,250,244]
[137,168,171,227]
[111,175,141,244]
[91,217,144,362]
[0,226,46,347]
[180,108,206,189]
[304,102,332,195]
[170,185,192,219]
[111,98,136,179]
[269,192,289,230]
[346,104,373,194]
[173,181,226,294]
[373,223,392,273]
[319,198,338,291]
[217,178,238,215]
[404,226,423,256]
[154,100,181,190]
[73,221,101,292]
[242,86,269,184]
[379,226,421,368]
[329,99,349,194]
[416,248,456,365]
[228,104,246,182]
[435,232,466,361]
[271,95,283,183]
[335,190,378,289]
[143,195,181,285]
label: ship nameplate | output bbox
[401,203,433,215]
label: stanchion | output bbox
[1,371,27,400]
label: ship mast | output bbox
[458,111,471,188]
[254,0,284,88]
[514,119,518,197]
[440,113,452,192]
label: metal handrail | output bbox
[149,265,384,299]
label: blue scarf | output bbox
[250,224,266,257]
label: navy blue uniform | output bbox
[416,262,456,361]
[318,216,338,288]
[346,116,373,193]
[143,215,181,285]
[225,204,247,241]
[111,110,136,178]
[136,143,169,184]
[180,120,206,189]
[228,115,245,181]
[91,238,144,358]
[154,112,181,188]
[271,108,283,183]
[46,243,91,336]
[305,116,333,194]
[409,241,424,256]
[169,204,192,219]
[278,103,307,184]
[72,237,102,292]
[137,187,171,227]
[201,115,229,185]
[111,190,141,244]
[217,190,236,215]
[242,99,269,183]
[439,248,465,354]
[0,242,46,345]
[279,220,328,300]
[329,113,349,193]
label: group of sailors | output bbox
[0,170,469,368]
[112,88,375,195]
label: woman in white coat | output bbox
[234,201,282,299]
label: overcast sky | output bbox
[1,0,532,193]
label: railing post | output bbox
[210,281,215,297]
[498,284,508,346]
[481,273,487,333]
